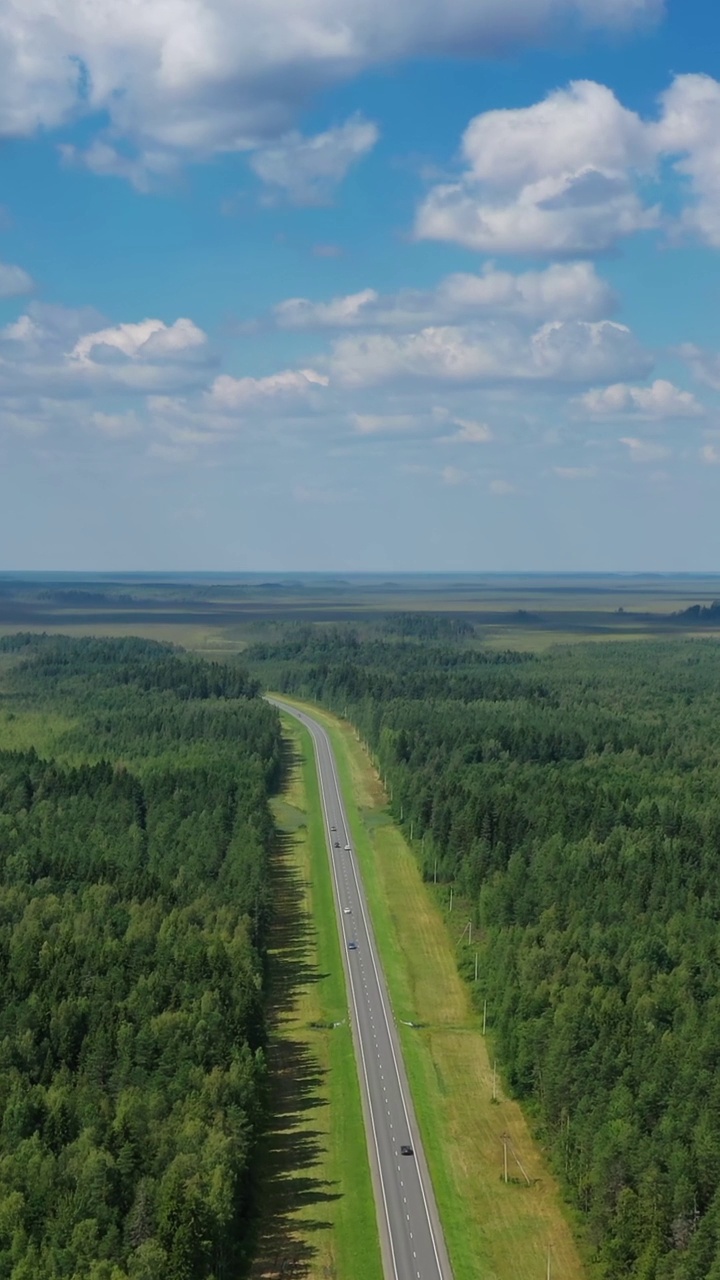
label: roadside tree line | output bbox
[250,625,720,1280]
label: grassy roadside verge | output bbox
[270,696,590,1280]
[251,714,382,1280]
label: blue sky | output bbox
[1,0,720,571]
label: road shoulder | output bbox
[250,715,383,1280]
[270,696,590,1280]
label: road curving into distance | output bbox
[270,698,454,1280]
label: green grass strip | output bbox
[252,714,383,1280]
[269,697,589,1280]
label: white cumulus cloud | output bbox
[417,80,658,255]
[276,289,380,329]
[0,0,659,178]
[654,75,720,247]
[1,302,103,355]
[250,115,378,204]
[207,367,329,411]
[142,365,333,455]
[72,318,207,364]
[579,379,703,418]
[0,305,213,397]
[327,319,651,388]
[59,141,179,192]
[417,73,720,255]
[274,262,615,330]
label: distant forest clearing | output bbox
[0,572,720,652]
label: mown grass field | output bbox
[252,715,382,1280]
[274,696,591,1280]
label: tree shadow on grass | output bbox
[249,738,342,1280]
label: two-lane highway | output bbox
[270,698,454,1280]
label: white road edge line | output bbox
[293,708,401,1280]
[322,720,448,1280]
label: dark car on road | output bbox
[400,1145,414,1156]
[348,941,358,950]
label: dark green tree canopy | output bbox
[0,634,281,1280]
[250,628,720,1280]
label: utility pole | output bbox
[433,857,437,884]
[475,953,479,983]
[492,1060,497,1101]
[410,821,414,841]
[501,1133,508,1184]
[468,921,472,945]
[482,998,487,1034]
[547,1247,551,1280]
[449,887,453,912]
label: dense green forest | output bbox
[674,601,720,622]
[0,634,281,1280]
[250,624,720,1280]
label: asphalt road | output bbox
[270,699,454,1280]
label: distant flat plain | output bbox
[0,571,719,651]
